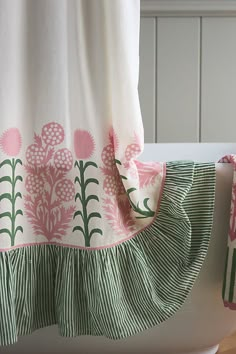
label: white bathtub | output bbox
[1,143,236,354]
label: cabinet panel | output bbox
[201,18,236,142]
[156,17,200,142]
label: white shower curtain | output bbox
[0,0,165,249]
[0,0,217,346]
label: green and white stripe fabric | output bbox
[223,247,236,306]
[219,155,236,309]
[0,161,216,346]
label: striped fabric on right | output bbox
[219,155,236,309]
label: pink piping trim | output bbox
[0,164,166,253]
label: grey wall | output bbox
[139,16,236,143]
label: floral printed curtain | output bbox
[0,0,164,250]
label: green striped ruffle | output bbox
[223,247,236,307]
[0,161,216,346]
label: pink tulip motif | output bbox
[73,130,102,247]
[0,128,23,246]
[24,122,75,241]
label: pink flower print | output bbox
[54,148,73,171]
[104,175,117,196]
[125,143,142,161]
[103,197,136,235]
[74,129,95,159]
[42,122,64,146]
[103,167,126,196]
[101,144,116,167]
[124,161,139,179]
[25,174,44,194]
[55,179,75,202]
[101,128,119,167]
[26,144,47,165]
[135,160,162,189]
[0,128,22,156]
[108,127,119,151]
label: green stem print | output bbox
[126,188,155,218]
[73,160,102,247]
[115,159,155,219]
[0,158,23,246]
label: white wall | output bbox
[139,1,236,143]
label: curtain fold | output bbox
[0,0,219,346]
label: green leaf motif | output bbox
[85,194,99,207]
[88,212,102,223]
[0,193,12,203]
[74,161,79,168]
[15,175,23,183]
[84,161,98,170]
[73,225,85,236]
[0,229,11,237]
[127,187,137,195]
[84,178,99,189]
[115,159,122,165]
[0,212,12,219]
[89,228,103,239]
[0,159,12,168]
[15,209,23,217]
[126,188,154,218]
[73,210,84,221]
[14,192,22,202]
[74,176,81,185]
[0,176,12,184]
[74,159,102,246]
[0,158,23,246]
[75,192,83,204]
[143,197,152,212]
[14,226,23,236]
[15,159,22,166]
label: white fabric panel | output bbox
[139,17,156,143]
